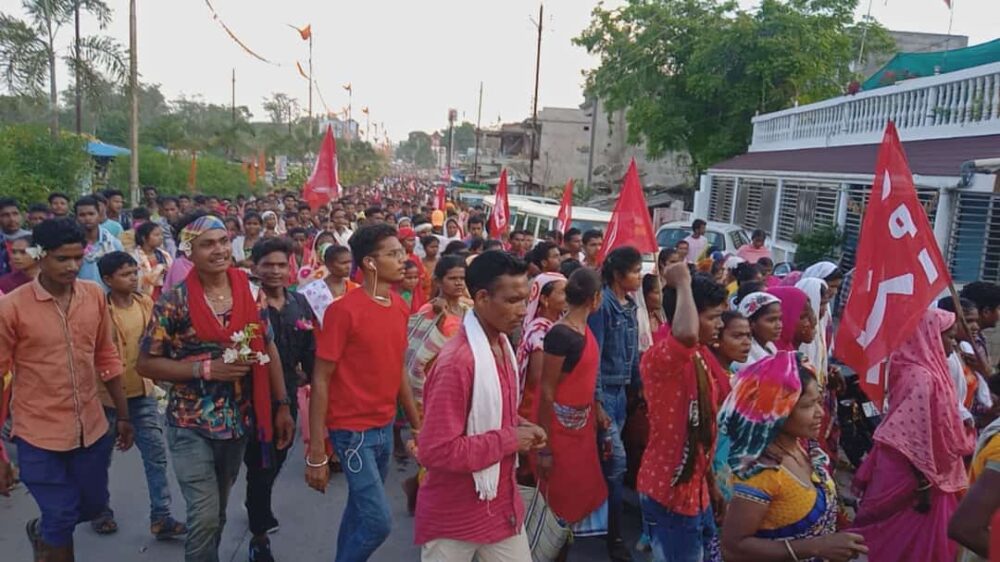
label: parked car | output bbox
[655,220,750,255]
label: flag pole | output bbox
[309,33,314,135]
[474,81,483,183]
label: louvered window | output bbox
[949,192,1000,284]
[734,178,778,233]
[709,176,735,223]
[776,181,839,242]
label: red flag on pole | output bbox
[556,178,574,234]
[488,169,511,238]
[435,185,446,211]
[302,125,342,211]
[598,159,657,262]
[834,121,951,409]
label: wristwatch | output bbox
[273,396,292,407]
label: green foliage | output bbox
[396,131,436,168]
[793,224,843,268]
[108,147,257,199]
[0,0,125,135]
[575,0,894,176]
[338,140,389,186]
[438,122,476,155]
[0,124,91,205]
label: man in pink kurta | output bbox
[414,250,544,561]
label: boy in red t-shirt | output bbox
[305,223,421,561]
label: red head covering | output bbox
[877,308,975,491]
[397,227,416,241]
[768,286,809,352]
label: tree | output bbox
[0,123,90,205]
[439,121,476,155]
[395,131,436,169]
[0,0,127,137]
[575,0,893,176]
[262,92,300,134]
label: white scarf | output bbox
[463,311,517,501]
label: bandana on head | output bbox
[718,351,810,479]
[178,215,226,256]
[737,291,781,319]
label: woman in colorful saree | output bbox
[851,308,977,562]
[720,351,868,562]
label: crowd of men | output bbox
[0,180,998,562]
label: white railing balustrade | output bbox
[750,61,1000,152]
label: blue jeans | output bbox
[329,423,393,562]
[640,494,717,562]
[167,426,247,562]
[16,432,114,547]
[104,397,173,523]
[599,384,628,538]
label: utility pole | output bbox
[128,0,139,206]
[446,108,457,177]
[473,81,483,183]
[527,3,543,196]
[308,33,313,135]
[586,97,599,190]
[74,0,82,134]
[231,68,236,123]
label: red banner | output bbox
[598,159,657,262]
[556,178,574,234]
[434,185,446,211]
[302,125,341,211]
[488,169,511,238]
[834,121,950,408]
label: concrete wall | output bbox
[536,104,692,193]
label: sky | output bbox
[2,0,998,142]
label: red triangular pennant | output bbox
[556,178,574,234]
[598,159,657,262]
[302,125,341,211]
[488,169,511,238]
[834,121,951,409]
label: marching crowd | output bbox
[0,181,997,562]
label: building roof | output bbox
[86,141,130,158]
[709,133,1000,177]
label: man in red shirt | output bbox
[638,264,729,562]
[305,223,421,562]
[415,250,547,561]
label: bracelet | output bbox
[305,456,329,468]
[783,539,800,562]
[192,362,201,380]
[202,359,212,381]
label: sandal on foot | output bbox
[151,517,187,540]
[90,512,118,535]
[26,518,43,561]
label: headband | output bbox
[178,215,226,256]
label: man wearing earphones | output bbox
[306,223,421,562]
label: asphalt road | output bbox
[0,437,642,561]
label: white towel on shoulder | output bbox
[463,311,518,501]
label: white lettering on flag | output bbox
[888,204,917,239]
[918,248,940,284]
[881,172,892,201]
[857,274,914,348]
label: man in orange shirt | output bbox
[0,218,134,561]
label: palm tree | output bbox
[0,0,126,137]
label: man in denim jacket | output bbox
[588,246,643,562]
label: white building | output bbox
[694,56,1000,284]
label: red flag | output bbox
[556,178,574,234]
[435,185,446,211]
[598,159,657,262]
[302,125,342,211]
[488,169,511,238]
[834,121,951,409]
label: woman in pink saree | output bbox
[851,308,976,561]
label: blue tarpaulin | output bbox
[86,141,130,158]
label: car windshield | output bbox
[657,228,726,250]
